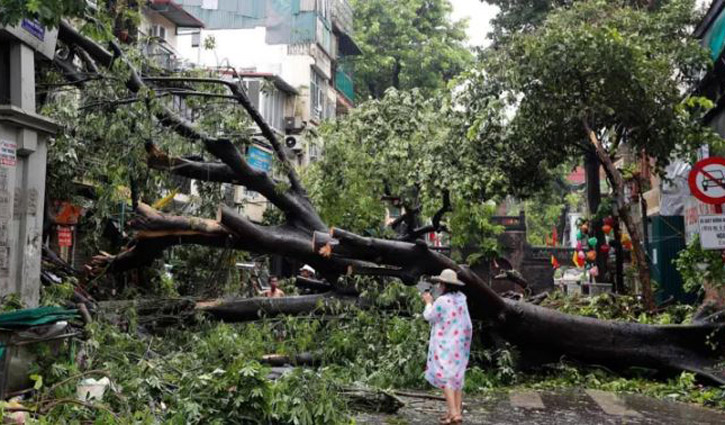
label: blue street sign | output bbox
[21,19,45,41]
[247,145,272,173]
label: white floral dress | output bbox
[423,292,473,390]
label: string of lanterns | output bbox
[572,216,632,279]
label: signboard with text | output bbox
[247,145,272,173]
[688,157,725,251]
[21,19,45,40]
[685,197,718,244]
[57,226,72,247]
[698,215,725,250]
[0,140,16,167]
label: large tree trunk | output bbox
[52,21,724,386]
[583,122,655,310]
[198,294,367,322]
[584,151,609,283]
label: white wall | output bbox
[178,28,316,86]
[177,27,330,122]
[142,9,179,50]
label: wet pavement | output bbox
[355,388,725,424]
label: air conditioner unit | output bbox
[285,116,304,132]
[285,135,304,153]
[152,24,167,40]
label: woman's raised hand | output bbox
[422,291,434,305]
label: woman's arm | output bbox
[423,295,444,323]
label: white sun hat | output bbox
[430,269,465,286]
[300,265,316,274]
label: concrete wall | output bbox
[0,40,57,307]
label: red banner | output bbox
[58,226,72,247]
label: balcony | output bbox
[142,39,180,71]
[332,0,354,36]
[335,68,354,104]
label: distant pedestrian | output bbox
[422,269,472,424]
[261,276,285,298]
[299,265,316,279]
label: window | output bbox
[310,69,326,120]
[0,45,9,105]
[261,87,285,132]
[244,188,259,201]
[389,207,401,219]
[316,0,330,20]
[150,24,166,40]
[309,142,321,163]
[201,0,218,10]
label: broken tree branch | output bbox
[142,76,306,195]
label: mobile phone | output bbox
[418,280,432,294]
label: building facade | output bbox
[141,0,206,70]
[172,0,360,222]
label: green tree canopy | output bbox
[350,0,474,99]
[305,88,506,263]
[485,0,568,42]
[0,0,85,27]
[470,0,716,189]
[305,88,510,233]
[461,0,721,307]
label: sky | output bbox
[449,0,500,48]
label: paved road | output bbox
[356,388,725,424]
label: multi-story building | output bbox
[172,0,360,222]
[141,0,206,70]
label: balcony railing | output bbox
[335,69,354,103]
[143,39,179,71]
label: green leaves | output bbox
[460,0,718,197]
[448,199,503,264]
[674,236,725,293]
[30,374,44,390]
[306,87,513,237]
[0,0,86,27]
[349,0,473,100]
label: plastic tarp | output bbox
[0,306,78,329]
[704,9,725,61]
[659,159,691,216]
[177,0,327,48]
[265,0,297,44]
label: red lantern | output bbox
[621,234,633,250]
[600,244,611,254]
[586,250,597,262]
[603,217,615,227]
[602,224,613,235]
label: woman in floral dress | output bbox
[422,269,473,424]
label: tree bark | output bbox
[584,150,609,283]
[198,294,366,322]
[583,121,654,310]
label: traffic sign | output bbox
[688,157,725,209]
[698,215,725,250]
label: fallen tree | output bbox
[198,294,367,322]
[49,18,724,385]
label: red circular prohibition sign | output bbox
[688,156,725,205]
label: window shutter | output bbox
[246,80,261,110]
